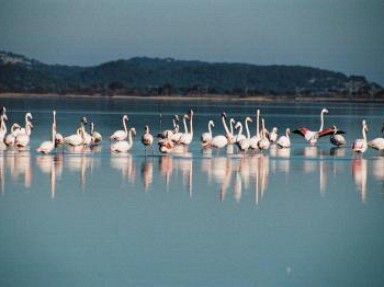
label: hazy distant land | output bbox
[0,51,382,101]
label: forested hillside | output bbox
[0,51,382,99]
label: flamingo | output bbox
[5,123,21,147]
[201,120,214,147]
[110,115,129,141]
[52,110,64,146]
[78,117,92,146]
[352,120,368,153]
[276,128,291,148]
[330,125,346,147]
[249,109,261,149]
[18,112,33,135]
[90,122,102,144]
[367,123,384,150]
[236,117,252,151]
[269,127,278,144]
[179,109,194,146]
[111,127,136,152]
[293,108,336,146]
[229,118,236,144]
[64,117,87,147]
[36,110,57,154]
[158,130,175,153]
[141,125,154,153]
[15,112,33,148]
[158,115,179,139]
[221,112,235,144]
[258,118,270,150]
[0,107,8,141]
[203,116,228,150]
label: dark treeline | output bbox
[0,51,382,99]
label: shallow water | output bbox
[0,97,384,286]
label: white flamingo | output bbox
[201,120,214,147]
[221,112,235,144]
[5,123,21,147]
[0,107,8,141]
[158,115,179,139]
[15,112,33,148]
[53,110,64,146]
[234,119,247,144]
[276,128,291,148]
[249,109,261,149]
[237,117,252,151]
[64,117,87,147]
[179,110,194,146]
[90,122,102,144]
[258,118,270,150]
[110,115,129,141]
[352,120,368,153]
[111,127,136,152]
[293,108,336,146]
[204,116,228,150]
[36,110,57,154]
[158,130,175,153]
[269,127,278,144]
[141,125,154,153]
[367,123,384,150]
[330,125,346,147]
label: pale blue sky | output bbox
[1,0,383,84]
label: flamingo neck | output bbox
[183,116,188,133]
[256,110,260,137]
[245,119,250,139]
[222,115,230,136]
[12,125,19,136]
[1,116,7,134]
[189,114,193,136]
[127,129,133,145]
[319,111,325,131]
[123,117,128,135]
[51,124,56,143]
[208,122,213,136]
[237,124,243,137]
[362,126,367,141]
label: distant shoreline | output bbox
[0,92,382,103]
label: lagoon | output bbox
[0,97,384,286]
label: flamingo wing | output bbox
[293,127,309,137]
[318,126,337,138]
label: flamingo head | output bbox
[81,116,88,125]
[221,111,227,119]
[321,108,329,115]
[130,128,137,137]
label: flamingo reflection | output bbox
[7,150,32,188]
[110,153,136,184]
[36,154,64,198]
[351,158,368,203]
[141,159,153,191]
[66,153,97,189]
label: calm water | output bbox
[0,97,384,287]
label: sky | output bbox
[1,0,383,85]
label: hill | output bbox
[0,51,382,99]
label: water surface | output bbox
[0,97,383,286]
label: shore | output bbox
[0,92,382,103]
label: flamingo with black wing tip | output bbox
[293,108,341,146]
